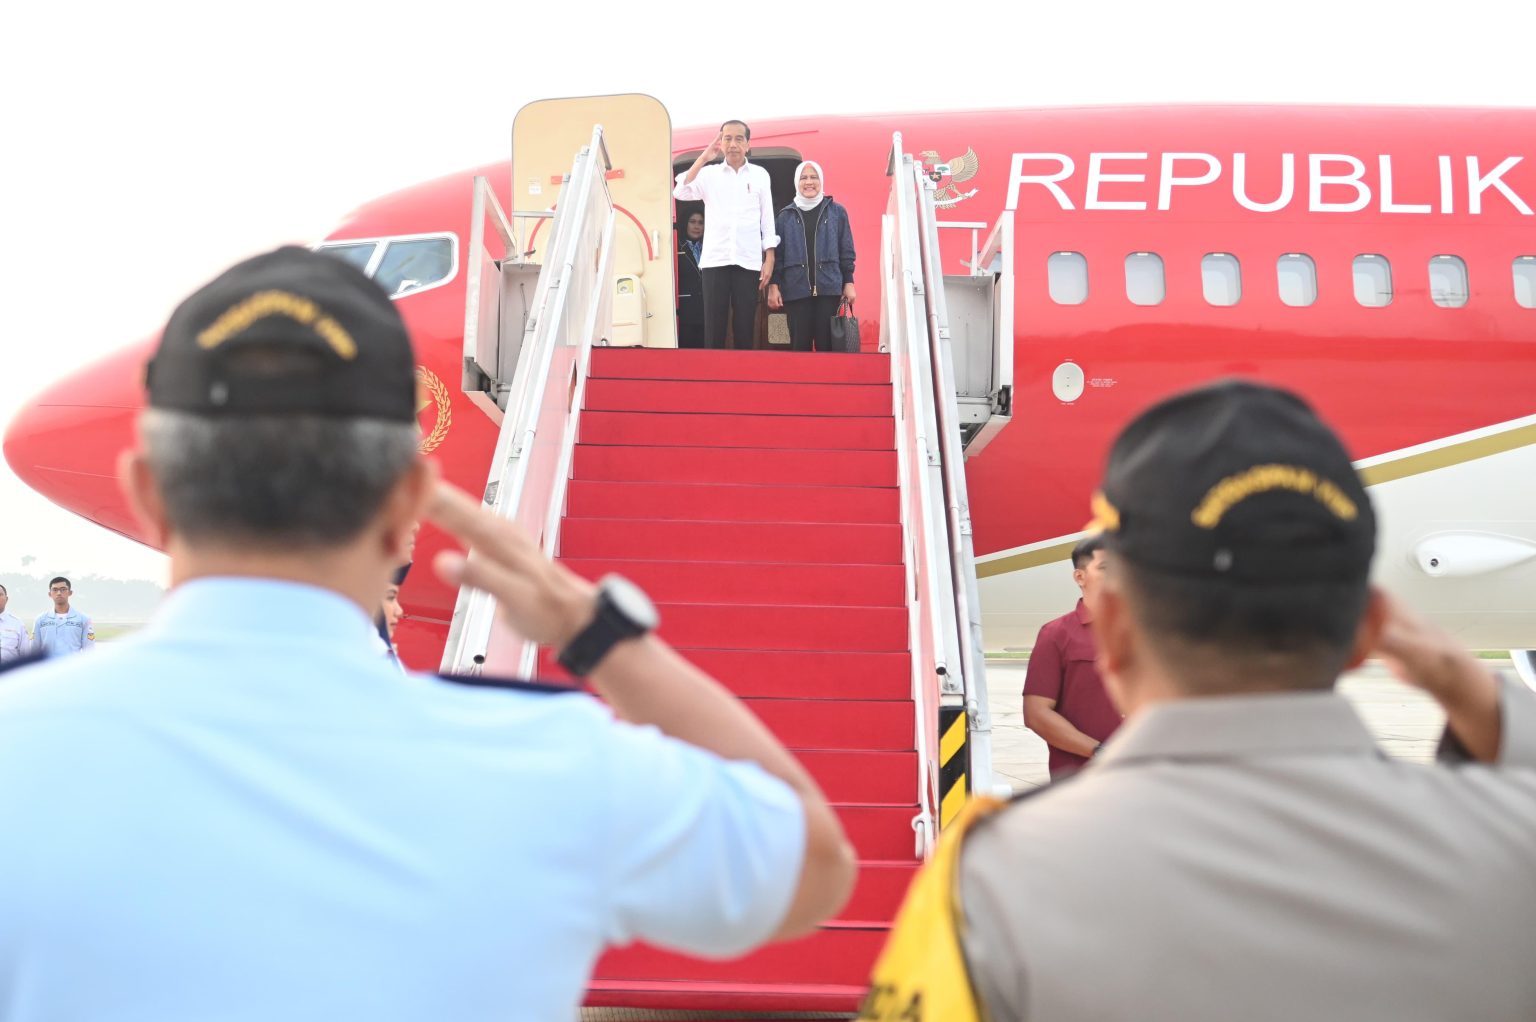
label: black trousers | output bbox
[785,294,843,352]
[702,265,760,349]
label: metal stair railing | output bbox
[911,163,998,803]
[882,133,964,858]
[882,134,1001,856]
[441,125,616,677]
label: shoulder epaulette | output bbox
[0,652,48,677]
[433,672,585,695]
[964,775,1076,840]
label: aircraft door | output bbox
[513,94,674,347]
[941,213,1014,455]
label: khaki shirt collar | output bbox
[1092,690,1382,769]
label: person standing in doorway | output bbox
[31,577,95,658]
[0,586,29,665]
[676,210,707,348]
[1022,535,1122,778]
[672,121,778,349]
[767,161,856,352]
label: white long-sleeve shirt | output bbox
[673,161,779,271]
[0,612,27,664]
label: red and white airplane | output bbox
[8,104,1536,671]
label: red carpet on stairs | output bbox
[546,348,919,1013]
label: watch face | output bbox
[603,574,660,632]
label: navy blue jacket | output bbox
[771,197,855,302]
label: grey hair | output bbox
[139,409,420,548]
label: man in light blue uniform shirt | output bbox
[29,576,94,656]
[0,247,855,1021]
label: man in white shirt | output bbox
[0,585,29,664]
[673,120,778,349]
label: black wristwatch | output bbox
[556,575,659,677]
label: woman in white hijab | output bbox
[767,160,858,352]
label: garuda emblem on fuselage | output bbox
[918,147,980,209]
[416,366,451,454]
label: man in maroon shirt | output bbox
[1023,535,1124,777]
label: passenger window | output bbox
[374,238,455,298]
[1428,256,1469,308]
[1202,253,1241,306]
[1125,252,1165,306]
[315,242,377,272]
[1512,257,1536,309]
[1048,251,1089,305]
[1353,255,1392,307]
[1277,254,1318,307]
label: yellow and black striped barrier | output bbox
[938,704,969,830]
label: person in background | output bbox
[0,245,855,1021]
[767,161,856,353]
[381,583,404,641]
[672,121,778,349]
[676,210,706,348]
[1021,534,1122,778]
[375,579,405,670]
[31,576,94,657]
[0,586,29,665]
[376,529,415,668]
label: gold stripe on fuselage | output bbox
[975,418,1536,579]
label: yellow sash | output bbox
[857,796,1007,1021]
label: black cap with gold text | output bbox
[146,246,416,422]
[1087,380,1375,584]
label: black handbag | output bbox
[828,298,860,353]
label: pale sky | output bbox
[3,0,1533,583]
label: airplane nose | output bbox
[3,338,156,544]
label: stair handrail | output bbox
[441,125,616,676]
[911,171,998,800]
[883,133,966,856]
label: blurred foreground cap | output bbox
[1088,380,1375,584]
[146,246,416,422]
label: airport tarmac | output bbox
[982,658,1488,792]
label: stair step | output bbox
[652,604,906,653]
[590,347,889,385]
[560,519,901,565]
[538,648,911,701]
[838,804,923,861]
[585,979,866,1014]
[585,378,890,417]
[581,410,893,451]
[744,698,913,752]
[566,480,899,524]
[840,860,920,921]
[592,924,888,989]
[560,558,906,607]
[800,750,918,804]
[573,444,897,488]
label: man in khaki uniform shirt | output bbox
[958,381,1536,1021]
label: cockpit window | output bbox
[317,242,378,272]
[312,233,457,299]
[374,239,455,298]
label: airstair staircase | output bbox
[444,103,1014,1016]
